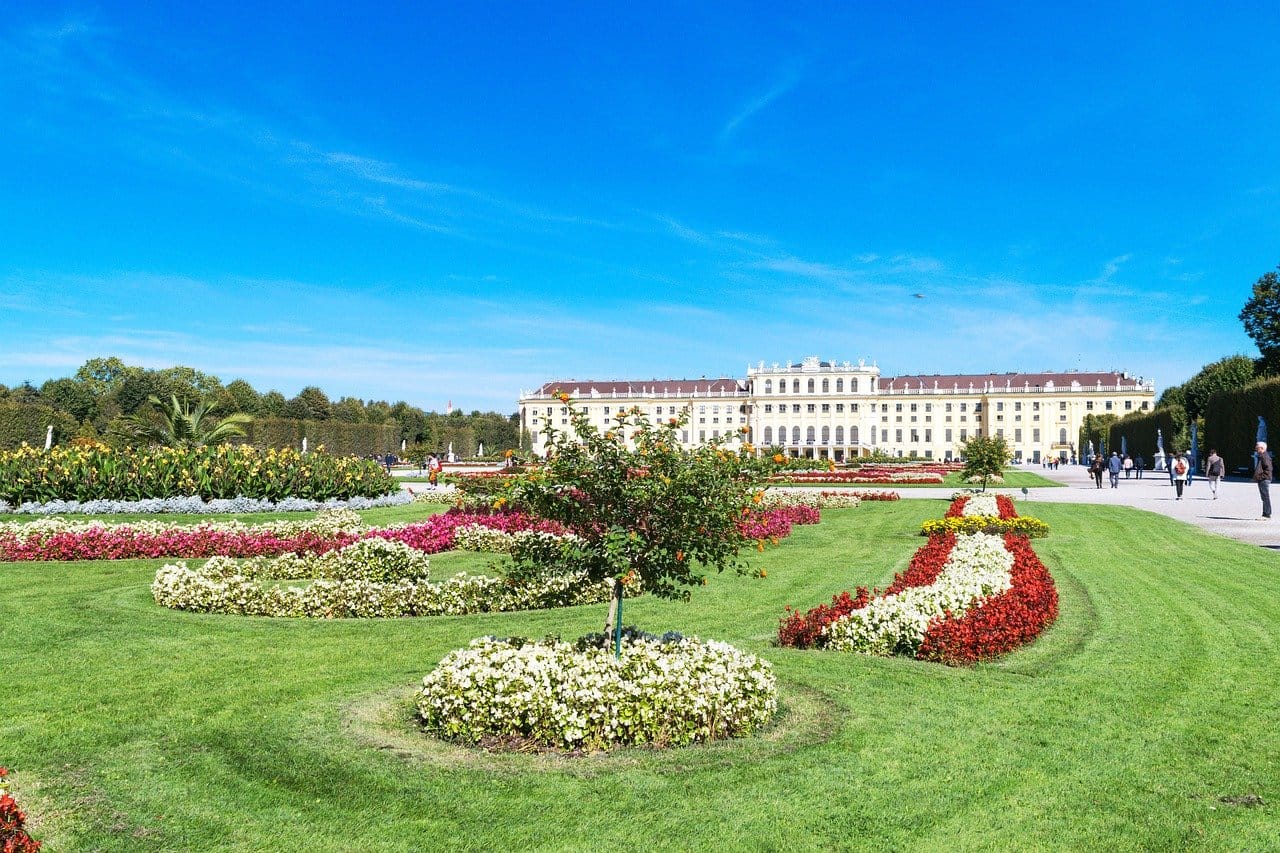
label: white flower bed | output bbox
[152,538,611,618]
[949,489,1018,502]
[0,491,411,515]
[822,533,1014,656]
[452,524,584,554]
[963,474,1004,485]
[417,635,777,750]
[0,507,368,541]
[761,491,861,509]
[961,493,999,517]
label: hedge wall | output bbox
[238,417,402,457]
[0,403,79,451]
[1203,377,1280,473]
[1107,406,1186,464]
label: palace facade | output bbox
[518,356,1156,463]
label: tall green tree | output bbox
[1182,355,1257,420]
[285,386,332,420]
[1239,265,1280,375]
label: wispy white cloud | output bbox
[720,69,802,142]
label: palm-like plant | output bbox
[114,394,253,449]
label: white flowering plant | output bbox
[417,631,777,751]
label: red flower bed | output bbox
[771,470,945,485]
[778,533,957,648]
[0,768,41,852]
[917,533,1058,665]
[0,512,566,563]
[945,496,969,517]
[778,499,1058,664]
[854,491,900,501]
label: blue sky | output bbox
[2,3,1277,411]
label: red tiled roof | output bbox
[878,372,1146,390]
[536,378,746,396]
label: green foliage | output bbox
[111,394,252,449]
[286,386,333,421]
[1202,375,1280,472]
[0,442,398,504]
[1180,354,1257,420]
[1108,405,1187,463]
[1239,265,1280,375]
[513,396,771,601]
[1078,413,1118,455]
[0,402,79,451]
[238,416,402,457]
[958,434,1010,491]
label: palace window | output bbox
[793,404,801,413]
[808,379,815,393]
[851,426,859,443]
[852,378,858,392]
[807,426,816,444]
[836,378,844,392]
[925,429,932,442]
[822,378,829,393]
[1033,429,1040,442]
[821,404,830,412]
[763,426,773,444]
[835,404,844,413]
[996,402,1004,411]
[1087,401,1094,410]
[1106,400,1113,410]
[896,403,903,412]
[1059,428,1068,443]
[880,429,888,442]
[946,429,952,441]
[764,380,772,394]
[835,425,844,443]
[896,429,903,442]
[910,403,917,412]
[793,379,800,393]
[764,404,772,413]
[807,404,816,413]
[1126,400,1133,410]
[910,430,919,443]
[792,426,801,444]
[1015,429,1022,442]
[821,426,830,443]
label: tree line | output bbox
[1093,264,1280,467]
[0,356,519,456]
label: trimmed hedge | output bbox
[0,402,79,451]
[1107,406,1186,464]
[239,417,403,457]
[1203,377,1280,473]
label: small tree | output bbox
[512,395,771,641]
[960,434,1011,491]
[112,394,252,449]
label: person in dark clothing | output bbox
[1089,454,1105,488]
[1254,441,1273,520]
[1135,455,1145,479]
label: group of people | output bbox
[1083,443,1274,518]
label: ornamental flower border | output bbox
[417,633,777,751]
[0,766,41,852]
[778,496,1058,665]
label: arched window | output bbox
[807,379,815,393]
[821,426,830,444]
[835,425,844,444]
[851,426,859,444]
[851,378,858,393]
[764,379,772,394]
[822,378,829,393]
[792,379,800,394]
[792,426,801,444]
[763,426,773,444]
[806,426,816,444]
[836,378,843,392]
[1059,428,1068,443]
[778,380,785,394]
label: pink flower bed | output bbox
[739,505,821,542]
[0,512,564,563]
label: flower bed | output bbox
[0,491,412,516]
[925,494,1046,537]
[739,505,820,543]
[0,766,41,852]
[152,537,611,618]
[417,632,776,751]
[770,470,945,485]
[0,443,399,506]
[761,491,868,509]
[778,501,1057,664]
[0,509,563,563]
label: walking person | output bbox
[1173,452,1189,500]
[1168,454,1178,488]
[1123,454,1133,479]
[1135,455,1145,479]
[427,452,442,488]
[1089,454,1105,488]
[1254,441,1273,520]
[1205,448,1224,499]
[1107,451,1122,488]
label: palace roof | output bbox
[878,371,1146,390]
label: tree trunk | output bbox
[603,577,622,634]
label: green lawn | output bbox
[4,501,1278,850]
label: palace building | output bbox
[518,356,1156,464]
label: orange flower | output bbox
[756,539,765,552]
[675,550,685,561]
[752,491,763,504]
[772,453,784,464]
[740,426,750,433]
[669,417,678,425]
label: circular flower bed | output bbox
[417,632,776,751]
[152,537,610,618]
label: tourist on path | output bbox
[1173,452,1189,500]
[1123,454,1133,478]
[1108,452,1123,488]
[1205,448,1224,499]
[1135,454,1145,479]
[1168,454,1178,487]
[1089,454,1105,489]
[1253,441,1273,520]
